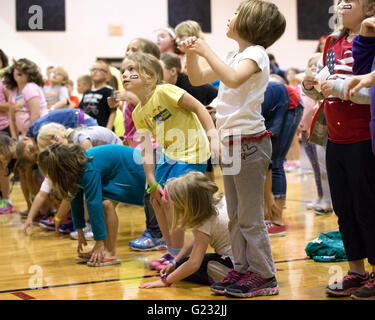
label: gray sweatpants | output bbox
[222,136,276,278]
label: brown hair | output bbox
[0,58,44,90]
[37,144,90,199]
[235,0,286,49]
[77,74,92,86]
[166,171,223,232]
[160,52,182,73]
[128,38,161,59]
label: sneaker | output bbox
[326,271,369,297]
[58,220,75,234]
[70,223,93,241]
[39,216,55,230]
[267,222,286,237]
[306,198,321,210]
[0,202,14,214]
[210,269,243,295]
[129,230,167,251]
[20,210,29,219]
[225,271,279,298]
[314,201,333,215]
[149,253,174,271]
[351,272,375,300]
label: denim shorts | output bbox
[155,153,207,188]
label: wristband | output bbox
[169,259,176,268]
[146,181,158,194]
[54,216,61,222]
[161,273,172,287]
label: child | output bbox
[299,53,332,214]
[43,66,70,111]
[125,38,161,60]
[345,16,375,157]
[78,60,116,129]
[160,52,218,182]
[123,52,218,269]
[0,133,15,214]
[37,144,147,266]
[302,0,375,300]
[1,58,48,139]
[77,75,92,96]
[140,171,233,288]
[23,123,123,236]
[182,0,285,297]
[66,80,80,108]
[155,27,180,55]
[0,50,13,214]
[175,20,208,72]
[108,39,167,252]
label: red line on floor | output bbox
[11,292,35,300]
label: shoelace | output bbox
[364,275,375,289]
[222,270,241,283]
[237,272,265,287]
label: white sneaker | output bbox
[314,201,333,215]
[70,223,94,240]
[306,198,321,210]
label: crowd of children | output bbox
[0,0,375,300]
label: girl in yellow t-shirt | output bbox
[124,52,219,269]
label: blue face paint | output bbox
[129,75,139,79]
[343,4,352,9]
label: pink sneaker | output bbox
[149,253,174,270]
[0,202,14,214]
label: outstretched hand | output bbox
[344,72,375,100]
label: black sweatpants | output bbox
[326,140,375,265]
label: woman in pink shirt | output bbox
[1,58,48,139]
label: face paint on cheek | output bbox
[129,75,139,79]
[343,4,352,9]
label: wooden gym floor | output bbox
[0,150,367,301]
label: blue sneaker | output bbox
[59,220,75,234]
[129,230,167,251]
[39,216,55,230]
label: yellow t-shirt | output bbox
[132,84,210,163]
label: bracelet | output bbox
[161,273,172,287]
[146,181,158,194]
[169,259,176,268]
[54,216,61,222]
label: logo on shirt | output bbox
[153,108,171,124]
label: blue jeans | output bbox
[271,103,303,198]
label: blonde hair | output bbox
[235,0,286,49]
[53,66,69,85]
[37,123,66,150]
[175,20,205,39]
[37,122,77,151]
[166,171,223,232]
[125,52,164,88]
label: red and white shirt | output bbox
[324,36,371,144]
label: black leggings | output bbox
[175,253,233,285]
[326,140,375,265]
